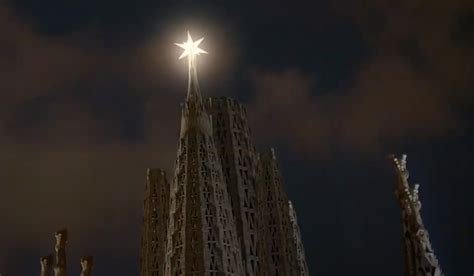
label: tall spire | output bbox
[257,149,300,276]
[175,32,211,136]
[80,256,94,276]
[40,255,53,276]
[390,154,443,276]
[53,229,67,276]
[165,32,243,276]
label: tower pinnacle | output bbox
[390,154,443,276]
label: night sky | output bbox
[0,0,473,275]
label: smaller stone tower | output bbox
[80,256,94,276]
[390,154,443,276]
[256,149,300,276]
[53,229,68,276]
[289,201,309,276]
[40,255,53,276]
[39,229,93,276]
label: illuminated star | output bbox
[175,31,208,61]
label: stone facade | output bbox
[391,154,443,276]
[289,201,309,276]
[163,59,243,276]
[256,150,300,276]
[206,97,259,276]
[140,169,170,276]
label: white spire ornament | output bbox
[175,31,208,105]
[175,31,208,69]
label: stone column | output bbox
[80,256,93,276]
[53,229,67,276]
[40,255,53,276]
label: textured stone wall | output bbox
[256,150,300,276]
[140,169,170,276]
[206,97,259,276]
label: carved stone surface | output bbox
[256,150,300,276]
[206,97,259,276]
[54,229,67,276]
[391,154,443,276]
[289,201,309,276]
[40,230,93,276]
[140,169,170,276]
[40,255,53,276]
[140,53,308,275]
[80,256,94,276]
[164,63,242,275]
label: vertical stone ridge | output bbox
[165,82,242,275]
[140,168,170,276]
[256,150,300,276]
[40,255,53,276]
[288,201,309,276]
[53,229,67,276]
[80,256,93,276]
[390,154,443,276]
[206,97,260,275]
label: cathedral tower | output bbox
[391,154,443,276]
[164,32,242,275]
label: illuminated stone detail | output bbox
[289,201,309,276]
[391,154,443,276]
[163,32,242,276]
[207,97,259,275]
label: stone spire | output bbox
[256,149,300,276]
[289,201,309,276]
[165,33,242,275]
[40,255,53,276]
[80,256,93,276]
[390,154,443,276]
[39,229,93,276]
[53,229,67,276]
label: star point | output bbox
[175,32,208,61]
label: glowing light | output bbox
[175,31,208,63]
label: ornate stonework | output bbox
[140,169,170,276]
[256,149,300,276]
[163,53,243,275]
[391,154,443,276]
[80,256,94,276]
[140,33,308,276]
[206,97,259,276]
[289,201,309,276]
[53,229,67,276]
[39,229,93,276]
[40,255,53,276]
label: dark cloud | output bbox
[247,0,473,157]
[247,60,461,156]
